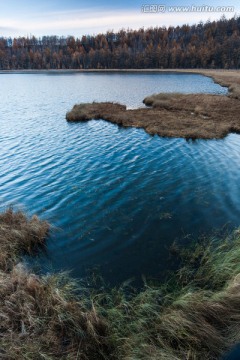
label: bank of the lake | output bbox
[2,208,240,359]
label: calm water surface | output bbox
[0,72,239,284]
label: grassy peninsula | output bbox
[66,70,240,139]
[2,208,240,359]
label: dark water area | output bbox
[0,72,239,285]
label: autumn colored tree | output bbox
[0,15,240,70]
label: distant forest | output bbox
[1,15,240,70]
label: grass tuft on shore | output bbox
[94,231,240,359]
[0,208,110,359]
[2,208,240,359]
[0,208,49,271]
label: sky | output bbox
[0,0,239,38]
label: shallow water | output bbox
[0,72,239,284]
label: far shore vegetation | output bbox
[2,207,240,359]
[0,15,240,70]
[66,70,240,140]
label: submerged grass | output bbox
[98,231,240,359]
[2,208,240,358]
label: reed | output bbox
[2,208,240,359]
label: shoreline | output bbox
[0,68,239,72]
[2,68,240,95]
[0,68,239,76]
[66,70,240,140]
[2,208,240,359]
[2,68,239,138]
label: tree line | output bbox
[0,15,240,70]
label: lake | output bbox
[0,71,239,285]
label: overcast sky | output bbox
[0,0,239,38]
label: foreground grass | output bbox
[100,229,240,359]
[2,208,240,358]
[0,209,110,359]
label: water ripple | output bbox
[0,72,239,285]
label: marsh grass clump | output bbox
[194,105,209,117]
[0,208,49,271]
[143,92,182,108]
[3,208,240,359]
[66,102,126,122]
[229,84,240,100]
[93,230,240,360]
[66,86,240,139]
[0,208,110,360]
[0,267,110,360]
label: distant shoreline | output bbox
[1,69,239,90]
[0,68,239,75]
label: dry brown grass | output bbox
[0,208,49,271]
[66,69,240,140]
[66,102,126,122]
[3,208,240,359]
[0,267,110,359]
[66,92,240,139]
[0,208,111,360]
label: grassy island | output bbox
[66,70,240,140]
[2,208,240,359]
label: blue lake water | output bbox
[0,72,239,285]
